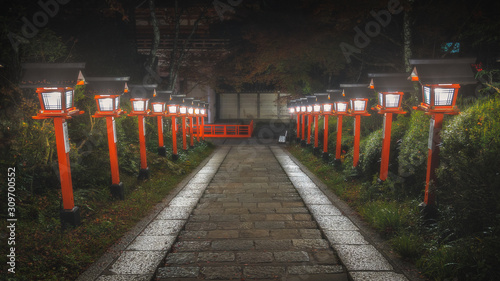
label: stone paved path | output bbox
[82,144,412,281]
[156,145,347,280]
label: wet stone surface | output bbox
[156,146,346,280]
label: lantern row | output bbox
[286,58,477,216]
[20,63,210,228]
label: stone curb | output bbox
[76,146,231,281]
[270,146,413,281]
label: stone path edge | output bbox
[272,145,427,281]
[76,146,230,281]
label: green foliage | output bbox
[397,111,430,196]
[391,232,425,261]
[358,128,382,178]
[437,96,500,237]
[360,200,418,236]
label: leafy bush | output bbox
[437,96,500,237]
[360,200,417,236]
[358,128,383,178]
[391,232,424,261]
[397,111,431,197]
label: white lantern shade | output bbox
[168,105,178,114]
[98,97,114,111]
[152,103,165,113]
[323,104,332,113]
[434,87,455,106]
[335,102,348,113]
[179,106,187,115]
[42,91,63,110]
[385,94,401,108]
[195,108,200,115]
[201,108,206,115]
[313,104,321,113]
[132,100,148,112]
[306,105,313,113]
[423,86,431,105]
[188,107,194,115]
[65,90,73,109]
[289,108,295,114]
[301,106,306,112]
[351,100,366,111]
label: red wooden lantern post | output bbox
[341,84,371,168]
[315,93,333,161]
[193,100,201,142]
[330,89,349,164]
[369,73,413,181]
[88,77,129,199]
[306,96,315,146]
[167,95,181,161]
[184,98,195,148]
[128,85,155,180]
[311,95,322,155]
[287,100,297,142]
[151,95,168,156]
[409,58,477,210]
[293,100,301,143]
[175,95,188,151]
[299,98,307,146]
[200,102,208,141]
[21,63,86,227]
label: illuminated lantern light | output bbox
[341,84,372,168]
[368,73,413,182]
[20,62,86,228]
[87,77,129,199]
[167,94,185,160]
[128,84,156,180]
[409,58,477,213]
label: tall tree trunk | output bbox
[167,0,182,91]
[403,0,414,73]
[146,0,160,80]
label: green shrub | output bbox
[437,96,500,237]
[358,128,383,178]
[360,200,417,236]
[391,232,424,261]
[397,111,431,197]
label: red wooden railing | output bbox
[193,121,253,138]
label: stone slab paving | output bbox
[90,147,230,281]
[270,146,409,281]
[156,145,347,280]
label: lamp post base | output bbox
[313,147,320,156]
[158,146,166,157]
[190,145,195,149]
[296,138,301,143]
[300,140,306,147]
[110,182,125,200]
[172,154,179,161]
[60,206,81,229]
[322,152,329,162]
[138,168,150,180]
[419,202,439,223]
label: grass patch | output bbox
[2,142,214,280]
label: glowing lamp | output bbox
[167,95,184,116]
[410,58,477,114]
[341,84,371,168]
[288,100,296,114]
[151,100,166,115]
[194,100,201,115]
[87,77,129,199]
[409,58,477,211]
[20,62,86,227]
